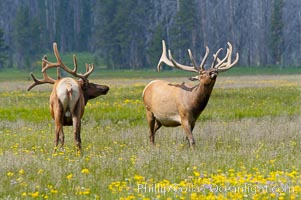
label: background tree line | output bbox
[0,0,298,70]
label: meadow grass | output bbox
[1,75,301,199]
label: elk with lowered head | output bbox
[142,40,239,148]
[27,43,109,152]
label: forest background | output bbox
[0,0,298,71]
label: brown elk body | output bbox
[27,43,109,152]
[142,40,239,147]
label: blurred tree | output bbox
[147,23,164,68]
[94,0,149,69]
[0,28,8,69]
[13,6,41,70]
[55,1,74,52]
[77,0,92,51]
[2,0,301,69]
[169,0,198,64]
[94,0,118,69]
[269,0,284,65]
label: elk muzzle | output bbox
[85,83,109,100]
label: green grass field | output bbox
[1,70,301,199]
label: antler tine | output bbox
[218,53,239,72]
[27,73,44,91]
[188,49,200,72]
[216,42,239,72]
[214,48,230,69]
[56,67,61,79]
[168,50,199,73]
[27,55,56,91]
[72,54,78,73]
[42,43,65,72]
[210,48,223,69]
[199,46,209,71]
[42,43,77,74]
[27,74,38,91]
[27,73,55,91]
[42,56,56,82]
[157,40,199,73]
[85,63,89,72]
[82,63,94,79]
[157,40,174,72]
[72,54,94,79]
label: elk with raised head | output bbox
[142,40,239,147]
[27,43,109,152]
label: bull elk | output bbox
[27,43,109,152]
[142,40,239,147]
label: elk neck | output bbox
[83,92,89,105]
[189,80,216,118]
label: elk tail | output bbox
[65,86,73,117]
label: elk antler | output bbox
[42,43,94,81]
[157,40,202,73]
[214,42,239,72]
[27,56,56,91]
[156,40,239,74]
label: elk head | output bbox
[27,43,109,152]
[142,40,239,148]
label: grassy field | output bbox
[1,71,301,199]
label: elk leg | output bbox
[58,110,65,150]
[73,116,82,152]
[145,110,156,144]
[151,119,162,144]
[59,130,65,150]
[53,102,64,152]
[54,123,63,151]
[181,121,195,148]
[154,120,162,133]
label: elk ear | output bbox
[78,79,84,86]
[78,79,88,89]
[188,75,199,81]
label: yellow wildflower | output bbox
[19,169,25,175]
[50,189,58,194]
[269,159,276,164]
[81,168,90,174]
[134,174,144,182]
[7,171,14,177]
[30,191,39,198]
[78,187,90,195]
[66,173,73,180]
[193,171,200,177]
